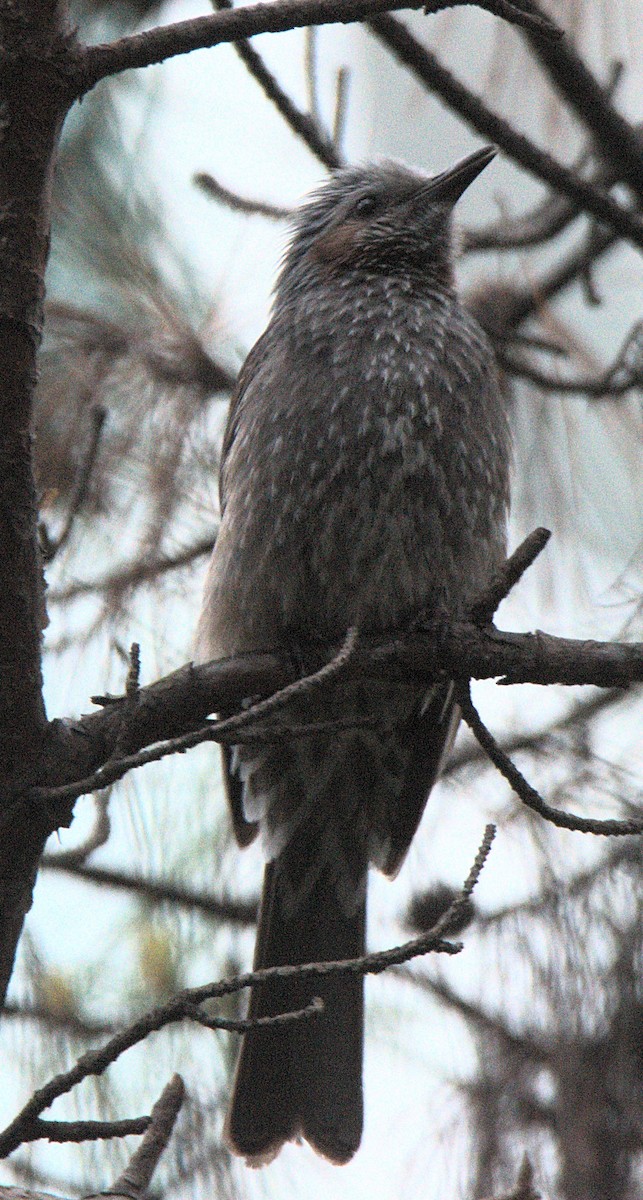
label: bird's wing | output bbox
[219,330,274,513]
[381,681,460,878]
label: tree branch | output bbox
[75,0,561,94]
[195,172,292,219]
[445,686,626,777]
[522,3,643,197]
[19,1117,150,1147]
[39,406,107,563]
[212,0,342,170]
[21,621,641,814]
[0,825,493,1159]
[48,532,217,603]
[22,595,641,821]
[40,858,258,926]
[462,129,623,254]
[88,1075,185,1200]
[456,681,643,836]
[497,319,643,397]
[469,527,550,624]
[368,14,643,248]
[472,225,618,335]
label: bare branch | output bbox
[39,792,111,868]
[186,996,324,1031]
[368,14,643,249]
[195,172,291,219]
[40,858,258,926]
[31,629,363,805]
[456,681,643,836]
[445,686,625,777]
[304,26,320,120]
[522,4,643,198]
[48,532,217,603]
[472,225,618,335]
[462,130,622,254]
[23,612,642,815]
[96,1075,185,1200]
[26,608,642,811]
[0,824,493,1159]
[463,187,576,253]
[497,320,643,397]
[332,64,351,148]
[77,0,561,94]
[469,527,551,624]
[211,0,341,170]
[18,1117,149,1146]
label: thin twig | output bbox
[27,625,643,811]
[469,528,551,625]
[498,357,641,397]
[332,64,350,148]
[475,226,618,335]
[212,0,341,170]
[521,1,643,197]
[452,824,496,905]
[463,189,575,253]
[125,642,141,701]
[195,172,291,219]
[208,624,360,735]
[0,830,493,1158]
[462,136,619,254]
[98,1075,185,1199]
[186,996,323,1032]
[48,531,217,603]
[109,643,143,760]
[28,722,224,805]
[40,858,258,925]
[30,630,363,805]
[42,791,112,867]
[497,319,643,397]
[456,681,643,837]
[444,686,625,777]
[304,26,320,120]
[20,1117,149,1146]
[0,930,459,1157]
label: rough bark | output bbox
[0,0,76,1001]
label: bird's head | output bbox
[277,146,496,294]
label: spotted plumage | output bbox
[196,147,511,1166]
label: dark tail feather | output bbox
[225,846,366,1165]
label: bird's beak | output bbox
[419,145,497,206]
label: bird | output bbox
[195,145,511,1167]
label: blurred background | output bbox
[2,0,641,1196]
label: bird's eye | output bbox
[354,194,378,217]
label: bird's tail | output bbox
[224,837,366,1166]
